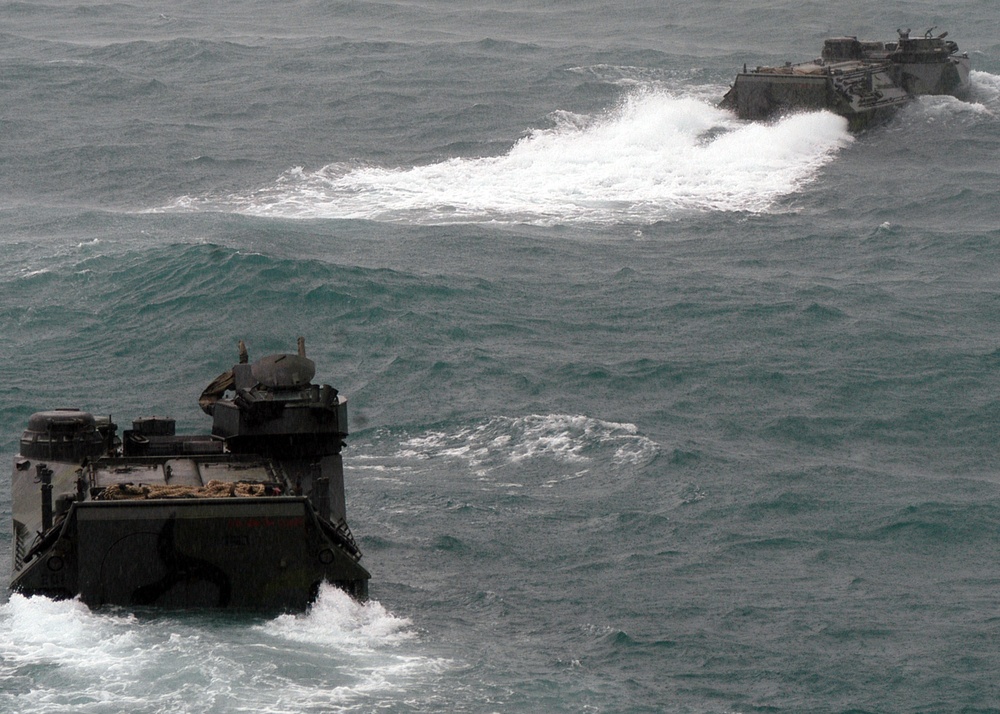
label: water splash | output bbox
[896,70,1000,128]
[167,89,852,225]
[258,583,415,650]
[968,70,1000,111]
[0,587,443,714]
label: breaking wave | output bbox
[165,89,852,225]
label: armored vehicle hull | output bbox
[10,340,369,611]
[721,29,970,131]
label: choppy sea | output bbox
[2,1,1000,712]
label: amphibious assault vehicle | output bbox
[10,339,369,610]
[721,28,971,130]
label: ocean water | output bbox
[2,1,1000,711]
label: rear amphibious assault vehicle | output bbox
[721,28,971,130]
[10,339,369,610]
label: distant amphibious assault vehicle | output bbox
[10,339,369,610]
[721,28,971,130]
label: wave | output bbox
[165,88,852,225]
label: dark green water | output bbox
[2,2,1000,711]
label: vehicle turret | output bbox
[204,338,348,458]
[19,409,106,462]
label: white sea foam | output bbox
[0,594,140,670]
[968,70,1000,111]
[396,414,659,473]
[0,587,443,714]
[916,93,995,122]
[258,583,416,649]
[900,71,1000,125]
[167,88,852,225]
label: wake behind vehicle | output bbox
[721,28,971,130]
[10,339,369,610]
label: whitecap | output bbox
[395,413,659,471]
